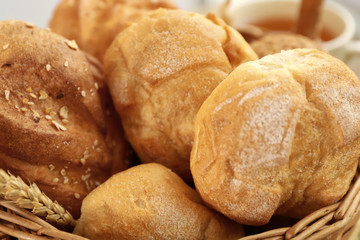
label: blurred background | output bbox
[0,0,359,35]
[0,0,359,76]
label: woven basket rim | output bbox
[0,201,88,240]
[1,162,360,240]
[239,160,360,240]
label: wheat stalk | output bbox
[0,169,76,227]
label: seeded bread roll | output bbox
[74,163,244,240]
[191,49,360,225]
[49,0,177,61]
[0,21,131,218]
[104,9,258,182]
[250,33,324,58]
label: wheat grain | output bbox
[0,169,76,227]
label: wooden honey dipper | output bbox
[221,0,324,41]
[295,0,324,39]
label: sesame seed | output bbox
[32,110,41,123]
[23,98,29,104]
[45,115,52,120]
[94,140,98,146]
[29,93,37,99]
[49,111,56,118]
[15,105,20,111]
[46,64,51,71]
[65,40,78,50]
[25,22,35,28]
[26,87,33,93]
[32,109,40,115]
[39,90,48,100]
[33,117,40,123]
[74,193,80,199]
[21,107,27,112]
[64,61,69,67]
[52,120,67,131]
[27,101,34,106]
[48,164,55,171]
[81,90,86,97]
[80,148,89,165]
[45,107,53,114]
[59,106,69,119]
[53,178,59,183]
[81,174,91,181]
[91,92,95,96]
[85,181,91,191]
[90,88,93,93]
[4,90,10,101]
[62,119,69,124]
[63,177,69,184]
[2,44,9,50]
[60,169,66,176]
[94,82,99,90]
[95,181,101,186]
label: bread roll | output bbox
[104,9,258,182]
[74,163,244,240]
[191,49,360,225]
[0,21,131,217]
[49,0,177,61]
[250,33,324,58]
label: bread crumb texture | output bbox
[0,20,131,218]
[103,8,257,182]
[74,163,244,240]
[191,49,360,225]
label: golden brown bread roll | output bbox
[104,9,258,182]
[86,53,134,175]
[74,163,245,240]
[0,21,131,218]
[250,33,324,58]
[190,49,360,225]
[49,0,177,61]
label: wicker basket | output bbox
[0,201,88,240]
[239,161,360,240]
[0,161,360,240]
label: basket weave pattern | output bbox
[0,201,88,240]
[240,161,360,240]
[0,163,360,240]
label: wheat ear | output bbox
[0,169,76,227]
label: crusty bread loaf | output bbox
[104,8,258,182]
[250,33,324,58]
[0,21,131,217]
[74,163,244,240]
[191,49,360,225]
[49,0,177,61]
